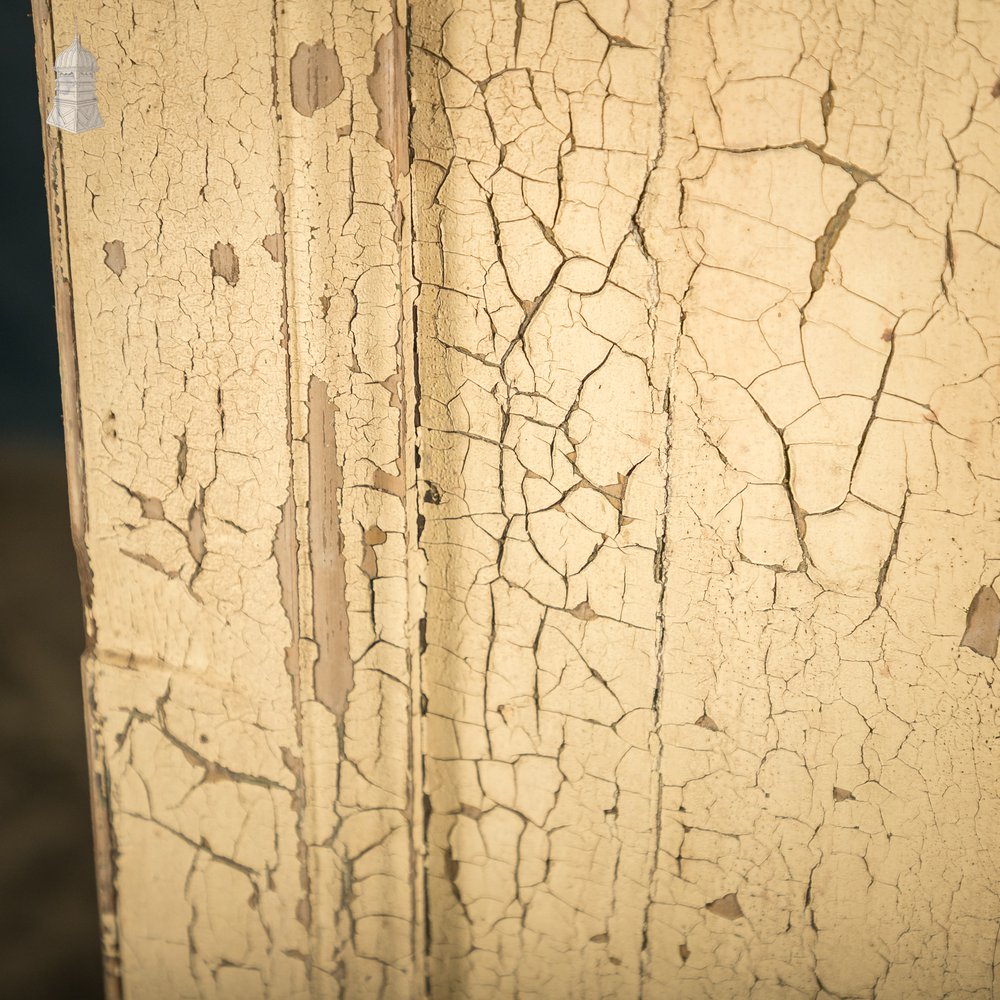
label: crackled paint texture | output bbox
[35,0,420,997]
[33,0,1000,998]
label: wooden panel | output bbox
[411,3,670,995]
[33,1,419,997]
[33,0,1000,997]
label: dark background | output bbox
[0,2,104,997]
[4,7,65,441]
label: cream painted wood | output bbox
[33,1,1000,997]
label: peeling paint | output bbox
[103,239,125,276]
[261,232,284,265]
[705,894,745,921]
[33,0,1000,997]
[368,20,408,183]
[960,585,1000,658]
[307,375,352,717]
[209,241,239,285]
[289,39,343,118]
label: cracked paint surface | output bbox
[32,0,1000,997]
[412,2,670,997]
[36,0,419,997]
[645,2,1000,998]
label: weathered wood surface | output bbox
[34,0,1000,997]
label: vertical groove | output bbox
[640,4,676,993]
[401,3,429,993]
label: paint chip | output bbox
[210,242,239,285]
[960,585,1000,658]
[367,23,407,180]
[705,893,744,920]
[262,233,284,265]
[290,40,344,117]
[187,495,207,566]
[363,526,388,547]
[104,240,126,276]
[138,493,164,520]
